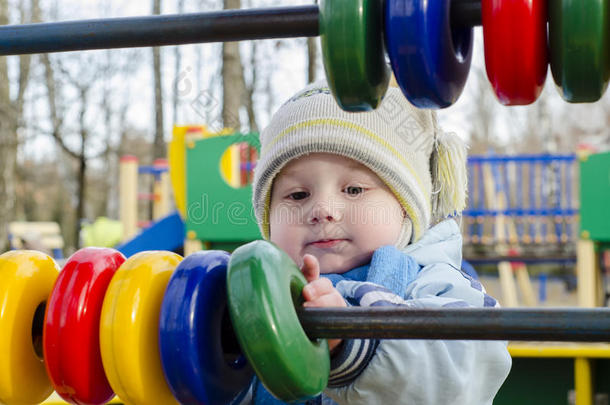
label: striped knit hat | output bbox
[252,81,468,247]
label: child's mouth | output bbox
[308,239,347,248]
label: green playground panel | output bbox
[186,133,262,242]
[495,358,573,404]
[595,360,610,399]
[580,151,610,242]
[495,357,610,404]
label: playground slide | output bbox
[116,211,185,258]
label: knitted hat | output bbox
[252,81,468,247]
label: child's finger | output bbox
[300,254,320,283]
[303,291,346,308]
[302,277,334,302]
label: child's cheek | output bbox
[269,211,301,265]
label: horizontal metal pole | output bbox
[297,307,610,341]
[0,6,319,55]
[0,1,483,56]
[463,256,577,265]
[451,0,483,28]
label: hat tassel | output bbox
[430,131,468,220]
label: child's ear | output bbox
[430,130,468,221]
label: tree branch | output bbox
[42,53,79,159]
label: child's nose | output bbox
[308,199,343,224]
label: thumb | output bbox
[300,254,320,283]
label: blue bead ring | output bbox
[385,0,473,108]
[159,250,253,405]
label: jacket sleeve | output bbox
[323,262,512,405]
[327,338,379,387]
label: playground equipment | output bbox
[7,221,64,259]
[7,143,601,404]
[463,154,578,251]
[3,245,610,405]
[119,156,172,241]
[112,126,259,257]
[115,155,186,257]
[1,0,609,107]
[491,151,610,405]
[577,151,610,309]
[81,217,124,249]
[43,249,125,405]
[167,125,260,256]
[118,140,609,403]
[462,153,579,307]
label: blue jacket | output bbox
[245,219,512,405]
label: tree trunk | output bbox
[307,37,317,83]
[244,42,258,133]
[172,0,185,126]
[222,0,244,132]
[101,53,114,219]
[152,0,165,159]
[468,66,497,154]
[74,86,89,248]
[0,0,37,250]
[0,0,13,250]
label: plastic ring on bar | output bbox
[549,0,610,102]
[385,0,473,108]
[319,0,389,111]
[43,247,125,405]
[100,251,182,405]
[482,0,548,105]
[159,250,253,405]
[0,251,59,405]
[227,241,329,402]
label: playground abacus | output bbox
[2,0,610,404]
[0,0,609,108]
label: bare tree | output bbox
[244,42,258,133]
[222,0,245,132]
[307,37,317,84]
[518,90,550,154]
[42,53,131,249]
[0,0,12,250]
[172,0,185,125]
[99,50,140,219]
[0,0,39,249]
[42,55,82,248]
[152,0,165,159]
[467,65,500,154]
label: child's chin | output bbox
[318,260,354,275]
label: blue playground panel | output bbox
[463,154,578,245]
[116,211,185,258]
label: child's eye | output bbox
[345,186,364,196]
[288,191,309,200]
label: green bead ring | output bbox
[549,0,610,102]
[319,0,389,111]
[227,240,330,402]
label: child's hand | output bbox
[300,254,346,353]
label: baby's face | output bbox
[269,153,404,274]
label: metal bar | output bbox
[451,0,482,27]
[464,256,577,265]
[463,208,579,216]
[0,6,319,55]
[0,1,483,56]
[468,154,578,163]
[297,307,610,341]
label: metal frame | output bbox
[298,307,610,341]
[0,1,484,55]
